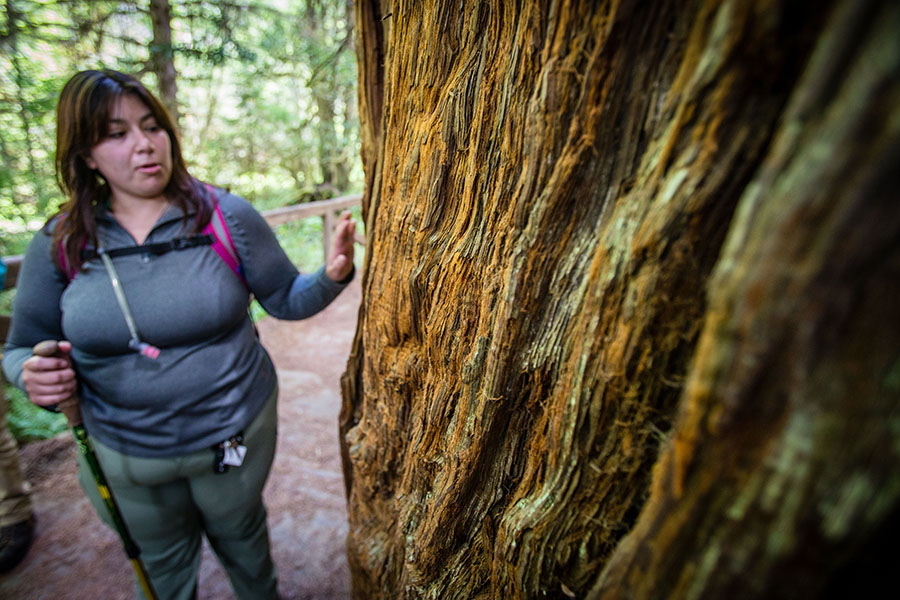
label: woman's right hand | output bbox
[22,340,77,407]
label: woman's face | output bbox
[85,93,173,206]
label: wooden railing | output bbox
[0,193,363,343]
[261,193,364,251]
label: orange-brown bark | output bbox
[341,1,900,598]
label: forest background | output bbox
[1,0,361,441]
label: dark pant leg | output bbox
[186,388,279,600]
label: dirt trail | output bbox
[0,279,361,600]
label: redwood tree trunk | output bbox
[340,1,900,598]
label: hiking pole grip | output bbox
[32,340,82,427]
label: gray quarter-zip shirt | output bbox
[2,188,351,457]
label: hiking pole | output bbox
[33,340,159,600]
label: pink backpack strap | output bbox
[58,240,76,281]
[56,218,84,282]
[202,184,249,288]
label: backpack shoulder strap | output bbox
[56,222,84,283]
[202,184,249,288]
[58,240,75,282]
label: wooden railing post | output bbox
[261,193,362,264]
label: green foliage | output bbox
[0,230,33,257]
[4,383,68,443]
[0,290,13,318]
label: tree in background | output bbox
[149,0,179,122]
[194,0,358,200]
[307,0,355,195]
[340,0,899,598]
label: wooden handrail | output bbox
[262,193,364,259]
[262,193,362,226]
[0,193,363,343]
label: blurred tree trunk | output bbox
[315,92,346,192]
[148,0,179,123]
[307,0,353,194]
[340,0,900,599]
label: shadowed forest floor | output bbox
[0,278,361,600]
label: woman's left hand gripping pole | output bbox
[31,341,159,600]
[31,341,81,426]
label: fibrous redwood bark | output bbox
[340,1,900,598]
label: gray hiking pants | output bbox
[77,387,279,600]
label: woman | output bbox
[1,69,355,599]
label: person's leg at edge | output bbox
[77,442,204,600]
[0,376,35,573]
[187,386,279,600]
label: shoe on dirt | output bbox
[0,516,35,573]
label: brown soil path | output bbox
[0,279,361,600]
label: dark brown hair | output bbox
[52,69,212,272]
